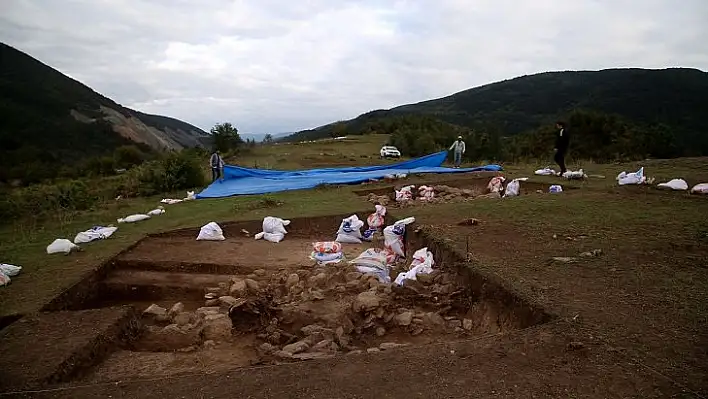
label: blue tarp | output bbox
[196,151,502,198]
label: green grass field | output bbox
[1,134,707,319]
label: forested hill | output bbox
[283,68,708,158]
[0,42,209,184]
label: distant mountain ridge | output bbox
[284,68,708,155]
[0,42,210,182]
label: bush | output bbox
[117,151,206,197]
[0,179,100,223]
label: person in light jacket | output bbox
[210,150,225,182]
[449,136,466,168]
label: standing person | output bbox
[554,121,570,176]
[448,136,466,168]
[210,150,225,182]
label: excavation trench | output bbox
[31,213,552,384]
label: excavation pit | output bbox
[27,213,552,385]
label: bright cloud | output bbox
[1,0,706,133]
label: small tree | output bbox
[262,134,274,144]
[210,122,243,153]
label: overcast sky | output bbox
[1,0,707,134]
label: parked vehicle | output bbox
[380,146,401,158]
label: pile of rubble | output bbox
[367,184,494,208]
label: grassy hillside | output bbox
[0,42,209,184]
[285,68,708,157]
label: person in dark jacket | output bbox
[554,121,570,175]
[210,150,225,182]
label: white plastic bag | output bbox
[117,214,151,223]
[534,167,556,176]
[47,239,80,255]
[690,183,708,194]
[617,167,645,185]
[366,205,387,230]
[0,264,22,277]
[336,215,364,244]
[394,247,435,285]
[549,185,563,193]
[503,179,521,198]
[197,222,225,241]
[562,169,586,180]
[349,249,390,283]
[147,207,166,216]
[74,226,118,244]
[657,179,688,191]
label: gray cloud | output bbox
[1,0,707,133]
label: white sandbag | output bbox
[147,207,165,216]
[310,251,344,265]
[74,226,118,244]
[349,249,390,283]
[0,264,22,277]
[366,205,387,230]
[263,232,285,243]
[395,185,415,202]
[383,217,415,262]
[690,183,708,194]
[657,178,688,191]
[117,214,151,223]
[185,191,196,200]
[47,239,80,255]
[161,198,183,205]
[535,167,556,176]
[335,215,364,244]
[196,222,225,241]
[562,169,586,180]
[263,216,290,235]
[617,167,646,185]
[0,273,10,287]
[487,176,505,193]
[549,185,563,193]
[394,247,435,286]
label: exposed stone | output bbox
[205,287,223,295]
[230,279,248,297]
[253,269,267,276]
[205,299,220,307]
[267,332,282,345]
[383,312,395,323]
[567,341,585,351]
[379,342,408,350]
[203,340,217,349]
[282,340,310,355]
[346,350,363,356]
[173,312,194,326]
[246,274,258,280]
[275,350,293,359]
[345,271,362,282]
[309,273,328,287]
[168,302,185,317]
[177,345,198,353]
[352,291,381,313]
[259,342,277,353]
[195,306,221,317]
[411,327,424,336]
[143,304,168,318]
[463,319,473,330]
[423,312,446,327]
[202,313,233,341]
[376,327,386,337]
[412,317,423,325]
[245,279,260,293]
[416,273,435,285]
[346,280,360,290]
[394,311,413,326]
[311,289,326,301]
[335,285,347,293]
[293,352,334,360]
[286,273,300,288]
[375,307,385,319]
[139,324,200,351]
[311,339,338,354]
[447,319,462,329]
[218,295,240,307]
